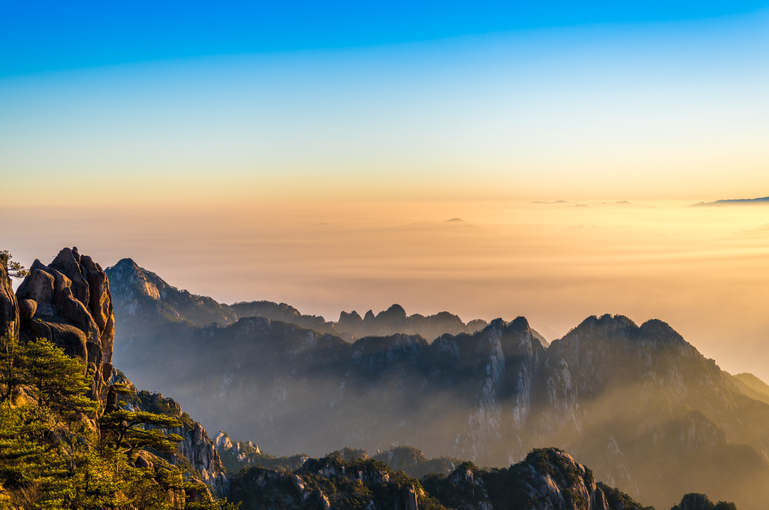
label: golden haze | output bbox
[3,199,769,382]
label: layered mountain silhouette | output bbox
[105,258,769,510]
[106,258,490,342]
[691,196,769,206]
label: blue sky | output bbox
[3,1,769,76]
[1,2,769,204]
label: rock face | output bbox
[0,253,19,339]
[171,421,228,495]
[15,247,114,404]
[106,258,237,328]
[424,449,615,510]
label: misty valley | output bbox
[1,247,767,510]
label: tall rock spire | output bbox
[15,247,115,405]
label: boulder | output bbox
[15,267,54,307]
[18,299,37,321]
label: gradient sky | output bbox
[2,2,769,379]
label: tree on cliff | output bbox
[100,383,185,455]
[23,337,99,421]
[0,337,237,509]
[0,333,22,403]
[0,250,28,279]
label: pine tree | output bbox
[0,334,23,403]
[99,383,184,456]
[0,336,236,509]
[22,338,99,421]
[100,408,184,454]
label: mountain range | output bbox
[103,257,769,510]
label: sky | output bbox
[2,2,769,379]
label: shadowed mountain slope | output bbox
[105,260,769,510]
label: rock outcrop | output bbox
[425,448,613,510]
[672,493,738,510]
[227,447,648,510]
[0,253,19,339]
[228,449,436,510]
[172,421,228,495]
[15,247,114,404]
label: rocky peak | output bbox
[213,431,233,451]
[107,258,161,300]
[336,304,489,341]
[15,247,114,404]
[638,319,688,346]
[514,448,609,510]
[672,493,738,510]
[379,303,408,322]
[566,314,639,341]
[338,309,363,325]
[106,258,237,328]
[423,448,621,510]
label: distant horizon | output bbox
[5,197,769,385]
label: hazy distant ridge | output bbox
[106,258,493,342]
[691,196,769,206]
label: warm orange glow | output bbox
[4,199,769,381]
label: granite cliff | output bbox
[9,247,115,404]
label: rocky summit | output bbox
[9,247,115,404]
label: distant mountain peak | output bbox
[445,218,465,223]
[691,196,769,207]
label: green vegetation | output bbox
[0,335,239,510]
[598,482,656,510]
[0,251,28,279]
[228,450,447,510]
